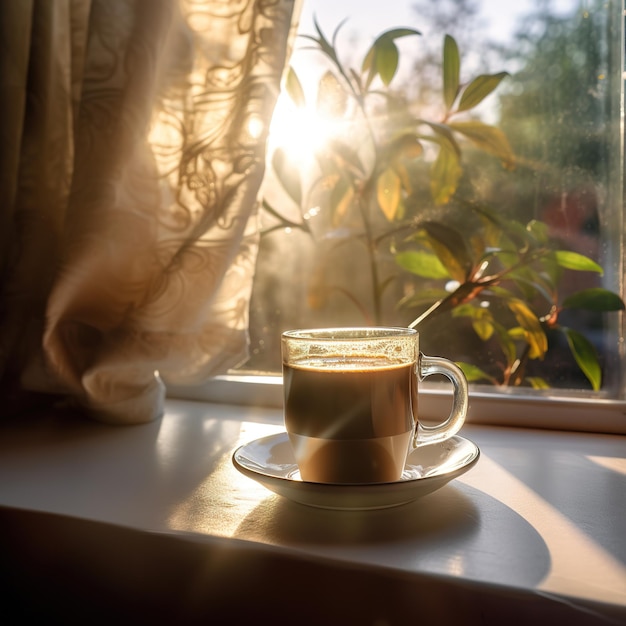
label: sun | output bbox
[267,94,338,164]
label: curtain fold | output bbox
[0,0,301,423]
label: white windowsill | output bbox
[0,397,624,624]
[167,374,626,435]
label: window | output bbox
[168,0,626,433]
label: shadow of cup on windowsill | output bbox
[234,481,551,590]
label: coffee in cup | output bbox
[281,327,468,484]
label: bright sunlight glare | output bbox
[267,96,338,163]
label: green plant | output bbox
[263,20,624,390]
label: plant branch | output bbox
[261,200,313,235]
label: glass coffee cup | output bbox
[282,327,469,484]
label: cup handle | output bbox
[413,353,468,448]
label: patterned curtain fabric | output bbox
[0,0,301,423]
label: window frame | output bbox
[168,0,626,436]
[166,375,626,435]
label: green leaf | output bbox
[272,147,302,204]
[419,121,462,157]
[487,285,518,300]
[472,318,494,341]
[327,138,365,175]
[507,298,548,359]
[457,362,493,383]
[388,133,424,160]
[562,288,625,311]
[394,162,412,199]
[395,250,450,279]
[285,67,305,108]
[554,251,604,274]
[448,120,515,169]
[508,326,526,340]
[378,27,422,41]
[430,144,462,205]
[537,252,562,287]
[311,17,339,65]
[362,29,421,70]
[452,303,496,341]
[526,377,551,390]
[526,219,550,244]
[489,249,519,271]
[328,175,354,225]
[362,28,421,88]
[457,72,509,112]
[507,267,556,306]
[451,303,481,318]
[375,38,399,86]
[443,35,460,110]
[562,327,602,391]
[316,70,348,118]
[420,221,473,282]
[494,323,517,367]
[376,167,402,221]
[502,218,534,251]
[362,49,377,89]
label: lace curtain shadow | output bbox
[0,0,301,424]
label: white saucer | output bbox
[232,432,480,510]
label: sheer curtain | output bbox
[0,0,301,424]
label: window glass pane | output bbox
[240,0,625,398]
